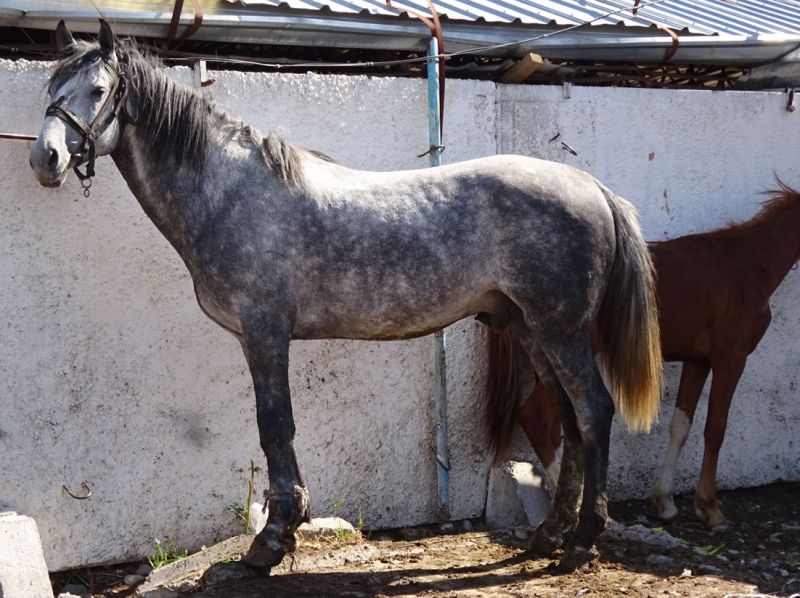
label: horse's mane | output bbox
[692,178,800,240]
[47,39,333,186]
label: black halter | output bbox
[45,66,128,196]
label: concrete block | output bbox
[485,461,551,529]
[136,535,252,596]
[0,511,54,598]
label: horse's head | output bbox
[30,20,129,189]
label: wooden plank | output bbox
[500,53,544,84]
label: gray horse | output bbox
[29,21,661,573]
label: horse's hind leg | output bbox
[517,340,584,556]
[518,381,563,489]
[694,352,747,528]
[239,317,310,573]
[543,336,615,571]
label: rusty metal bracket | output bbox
[386,0,446,133]
[417,144,446,158]
[658,25,680,62]
[62,482,92,500]
[167,0,203,50]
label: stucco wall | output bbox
[497,84,800,498]
[0,59,798,570]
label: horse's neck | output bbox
[741,206,800,296]
[110,128,204,259]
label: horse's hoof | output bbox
[528,526,562,557]
[649,492,678,521]
[240,535,287,571]
[694,498,726,529]
[556,545,598,573]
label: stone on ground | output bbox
[298,517,355,539]
[0,511,53,598]
[485,461,551,529]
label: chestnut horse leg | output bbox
[518,382,562,489]
[650,360,710,520]
[523,344,584,558]
[694,353,747,528]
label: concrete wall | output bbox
[0,59,798,570]
[497,84,800,497]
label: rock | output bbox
[124,574,146,586]
[136,563,153,576]
[202,562,265,590]
[645,554,675,567]
[485,461,551,529]
[59,585,90,597]
[297,517,355,539]
[170,579,197,592]
[0,512,54,598]
[697,564,722,575]
[604,521,686,551]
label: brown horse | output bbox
[487,181,800,528]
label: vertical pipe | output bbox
[427,37,450,522]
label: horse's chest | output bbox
[193,283,243,338]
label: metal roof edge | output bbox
[2,4,798,66]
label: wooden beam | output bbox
[500,53,544,84]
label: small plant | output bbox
[148,538,187,570]
[356,507,366,533]
[228,460,263,534]
[328,499,366,544]
[695,543,725,556]
[227,502,247,523]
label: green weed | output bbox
[148,538,187,570]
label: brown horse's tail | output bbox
[598,185,662,432]
[485,328,525,463]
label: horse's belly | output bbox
[291,289,512,341]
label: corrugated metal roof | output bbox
[2,0,799,68]
[232,0,800,39]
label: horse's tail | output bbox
[597,185,662,432]
[485,328,525,463]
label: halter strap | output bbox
[44,69,128,189]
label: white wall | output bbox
[496,84,800,498]
[0,59,798,570]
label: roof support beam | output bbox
[500,52,543,83]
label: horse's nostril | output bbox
[48,148,59,169]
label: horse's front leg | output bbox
[239,316,310,573]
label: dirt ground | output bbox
[53,481,800,597]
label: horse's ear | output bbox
[98,19,115,55]
[55,20,76,50]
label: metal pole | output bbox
[426,36,449,522]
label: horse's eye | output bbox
[90,86,106,98]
